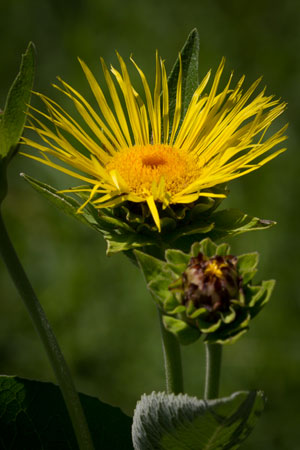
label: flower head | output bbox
[22,52,287,231]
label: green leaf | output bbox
[21,173,101,230]
[0,42,35,160]
[106,233,157,255]
[0,375,133,450]
[163,316,200,345]
[199,237,218,257]
[165,249,190,275]
[170,221,214,243]
[204,310,251,345]
[165,249,190,266]
[0,157,8,204]
[22,174,163,256]
[209,209,275,240]
[132,390,265,450]
[206,328,248,345]
[134,250,166,284]
[198,317,222,333]
[149,279,174,303]
[22,174,145,256]
[247,279,275,311]
[237,253,259,284]
[168,28,200,129]
[216,242,231,256]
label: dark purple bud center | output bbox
[182,252,240,313]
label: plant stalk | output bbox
[157,308,184,394]
[204,343,222,400]
[0,211,94,450]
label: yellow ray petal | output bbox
[100,57,132,146]
[146,195,161,231]
[78,58,129,149]
[161,58,170,144]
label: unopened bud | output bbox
[182,253,240,314]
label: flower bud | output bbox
[182,253,240,315]
[135,238,275,345]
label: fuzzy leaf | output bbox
[0,42,35,160]
[0,376,132,450]
[132,390,265,450]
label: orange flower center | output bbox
[106,144,200,198]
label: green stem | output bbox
[157,308,184,394]
[0,211,94,450]
[204,343,222,400]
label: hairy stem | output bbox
[204,343,222,400]
[157,308,184,394]
[0,211,94,450]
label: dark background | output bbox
[0,1,299,448]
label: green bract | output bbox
[135,238,275,345]
[21,174,275,257]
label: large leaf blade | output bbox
[132,391,265,450]
[0,376,133,450]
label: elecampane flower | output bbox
[22,53,287,231]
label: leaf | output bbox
[209,209,275,240]
[215,242,231,256]
[168,28,200,128]
[0,42,35,160]
[237,253,259,284]
[22,174,162,256]
[199,237,218,257]
[170,221,214,243]
[205,328,248,345]
[0,375,133,450]
[132,390,265,450]
[134,250,167,283]
[247,279,275,312]
[105,229,161,256]
[21,173,101,230]
[0,157,8,204]
[163,315,200,345]
[164,249,190,275]
[165,249,190,266]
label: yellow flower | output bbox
[22,52,287,231]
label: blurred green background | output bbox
[0,0,299,448]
